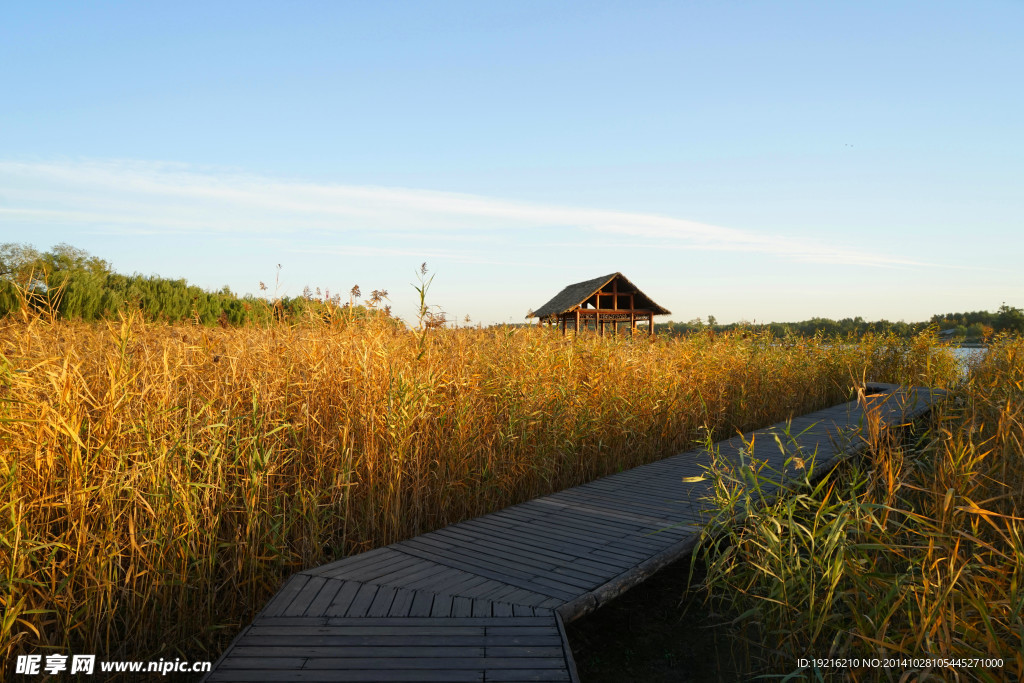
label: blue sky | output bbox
[2,1,1021,325]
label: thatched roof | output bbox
[528,272,671,319]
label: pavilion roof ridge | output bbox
[528,272,670,320]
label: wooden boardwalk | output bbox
[205,384,944,682]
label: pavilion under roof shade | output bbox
[528,272,670,319]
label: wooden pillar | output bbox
[630,311,635,336]
[561,316,566,336]
[612,278,618,310]
[595,309,600,336]
[648,313,654,336]
[575,309,580,335]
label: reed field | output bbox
[696,336,1023,681]
[0,305,963,675]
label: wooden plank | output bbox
[260,575,311,618]
[392,544,581,601]
[462,520,647,565]
[529,574,598,594]
[423,529,563,571]
[366,585,397,617]
[485,670,571,682]
[441,523,627,575]
[494,502,653,538]
[230,646,486,658]
[467,583,529,603]
[484,626,561,636]
[324,580,362,617]
[386,588,416,617]
[530,508,681,546]
[456,578,529,600]
[562,476,706,500]
[536,496,696,533]
[237,635,562,647]
[579,485,708,507]
[483,651,565,659]
[247,625,484,636]
[208,670,483,682]
[337,554,423,583]
[472,599,492,618]
[496,513,666,555]
[307,546,396,576]
[406,535,600,590]
[402,566,475,592]
[442,521,639,575]
[407,590,434,617]
[550,487,704,518]
[282,576,327,617]
[343,583,380,618]
[452,596,474,617]
[412,571,492,596]
[312,547,411,579]
[364,557,449,586]
[408,533,560,574]
[302,578,345,617]
[311,616,554,627]
[246,617,328,627]
[430,594,453,617]
[453,517,613,558]
[393,543,581,597]
[548,492,706,527]
[479,509,654,552]
[578,474,690,493]
[493,602,514,617]
[459,521,642,566]
[554,611,581,683]
[302,657,564,670]
[219,657,308,668]
[582,547,651,567]
[535,597,567,610]
[480,587,547,607]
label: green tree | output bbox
[995,304,1024,333]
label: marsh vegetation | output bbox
[571,339,1022,682]
[0,298,967,676]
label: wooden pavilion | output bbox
[528,272,671,336]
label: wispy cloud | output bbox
[0,158,932,268]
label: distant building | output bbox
[527,272,670,336]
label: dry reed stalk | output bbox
[0,312,958,671]
[696,336,1021,681]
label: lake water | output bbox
[951,346,987,364]
[951,346,987,377]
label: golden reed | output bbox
[0,310,959,670]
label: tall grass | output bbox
[0,308,958,671]
[696,336,1022,681]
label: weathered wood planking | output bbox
[205,384,943,682]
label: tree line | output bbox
[656,305,1024,340]
[0,242,390,325]
[3,242,1021,337]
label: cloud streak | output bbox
[0,158,932,268]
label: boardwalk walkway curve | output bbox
[205,383,945,682]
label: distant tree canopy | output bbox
[0,242,391,326]
[931,306,1024,335]
[656,306,1024,339]
[3,242,1021,336]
